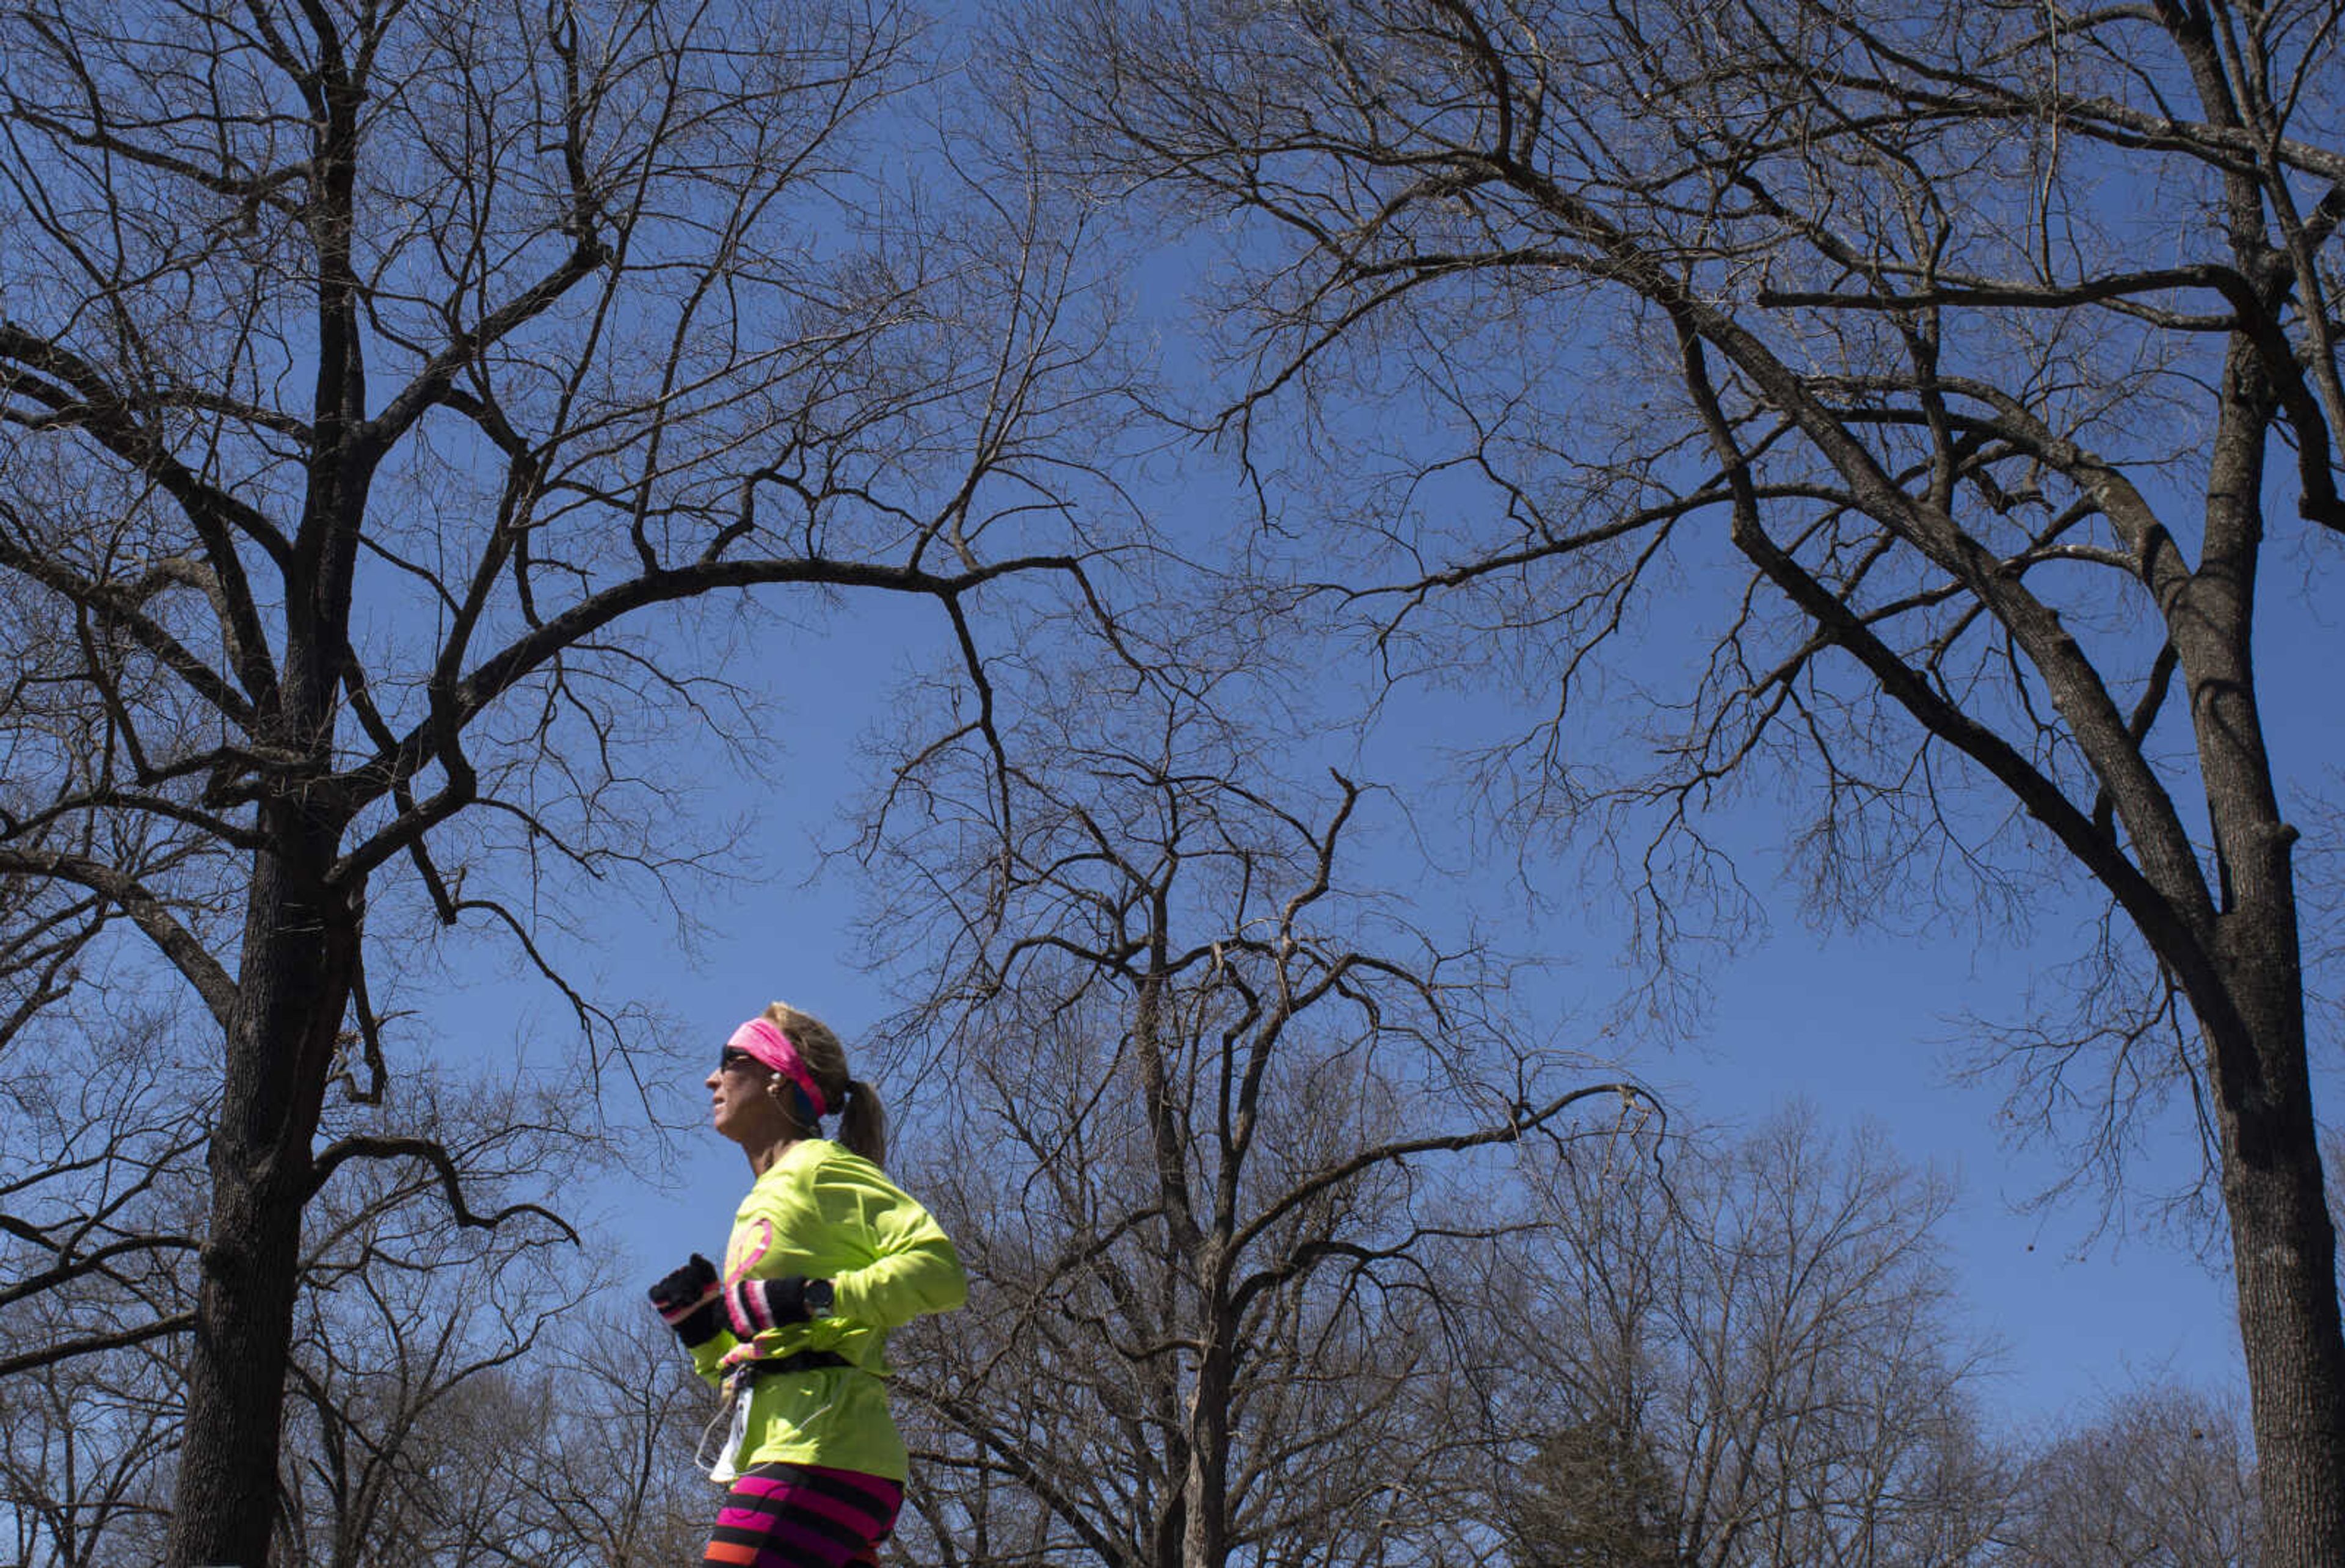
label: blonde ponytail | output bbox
[837,1078,889,1169]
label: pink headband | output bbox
[726,1017,831,1119]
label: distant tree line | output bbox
[3,1081,2262,1567]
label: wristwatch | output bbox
[804,1278,836,1318]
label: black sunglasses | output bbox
[718,1047,759,1073]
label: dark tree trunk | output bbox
[2184,318,2345,1568]
[2208,917,2345,1568]
[164,823,359,1568]
[1182,1331,1232,1568]
[164,32,371,1543]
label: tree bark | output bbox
[2202,838,2345,1568]
[164,824,359,1568]
[2183,319,2345,1568]
[1182,1330,1232,1568]
[2212,998,2345,1568]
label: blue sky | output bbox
[387,16,2340,1443]
[418,572,2280,1440]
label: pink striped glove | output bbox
[648,1254,722,1348]
[721,1275,835,1338]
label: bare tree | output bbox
[280,1287,722,1566]
[1496,1109,2013,1568]
[0,0,1125,1559]
[855,647,1645,1568]
[272,1072,582,1568]
[0,1315,176,1567]
[2,1048,595,1567]
[0,1002,206,1388]
[271,1299,720,1568]
[1003,0,2345,1558]
[1,1005,194,1567]
[515,1308,720,1568]
[2007,1384,2258,1567]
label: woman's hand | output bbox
[649,1253,723,1346]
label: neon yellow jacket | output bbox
[688,1138,966,1481]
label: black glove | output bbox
[648,1253,722,1347]
[722,1274,835,1339]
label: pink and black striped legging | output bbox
[702,1461,904,1568]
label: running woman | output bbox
[648,1003,966,1568]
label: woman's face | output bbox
[707,1047,789,1146]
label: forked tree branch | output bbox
[305,1136,580,1244]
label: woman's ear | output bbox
[762,1075,815,1125]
